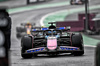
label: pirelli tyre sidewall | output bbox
[71,33,84,56]
[21,36,32,50]
[95,43,100,66]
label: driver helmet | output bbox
[49,24,56,29]
[26,22,32,29]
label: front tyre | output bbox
[71,33,84,56]
[21,48,33,58]
[72,51,84,56]
[21,36,33,58]
[21,36,32,49]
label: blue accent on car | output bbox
[56,35,60,38]
[41,48,44,51]
[45,36,48,39]
[42,28,48,30]
[75,48,78,50]
[60,47,78,51]
[45,35,60,39]
[60,47,65,50]
[57,27,65,30]
[33,29,36,31]
[48,31,51,33]
[32,50,35,52]
[27,48,45,53]
[27,50,31,53]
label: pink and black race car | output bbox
[21,23,84,58]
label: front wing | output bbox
[23,46,82,54]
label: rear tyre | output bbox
[71,33,84,56]
[16,27,22,32]
[95,43,100,66]
[16,33,21,38]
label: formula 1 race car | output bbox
[27,0,47,5]
[21,23,84,58]
[70,0,85,5]
[16,22,36,38]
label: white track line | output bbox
[40,7,86,26]
[84,45,96,48]
[40,4,100,26]
[40,10,68,26]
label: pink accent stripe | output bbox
[47,39,57,50]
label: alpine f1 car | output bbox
[16,22,36,38]
[70,0,85,5]
[21,23,84,58]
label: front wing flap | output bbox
[24,46,80,54]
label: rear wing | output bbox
[21,23,35,26]
[31,27,70,32]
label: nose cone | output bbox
[47,38,57,50]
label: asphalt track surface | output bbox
[2,0,99,66]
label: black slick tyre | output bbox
[21,36,33,58]
[71,33,84,56]
[21,47,33,58]
[21,36,32,49]
[16,33,21,38]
